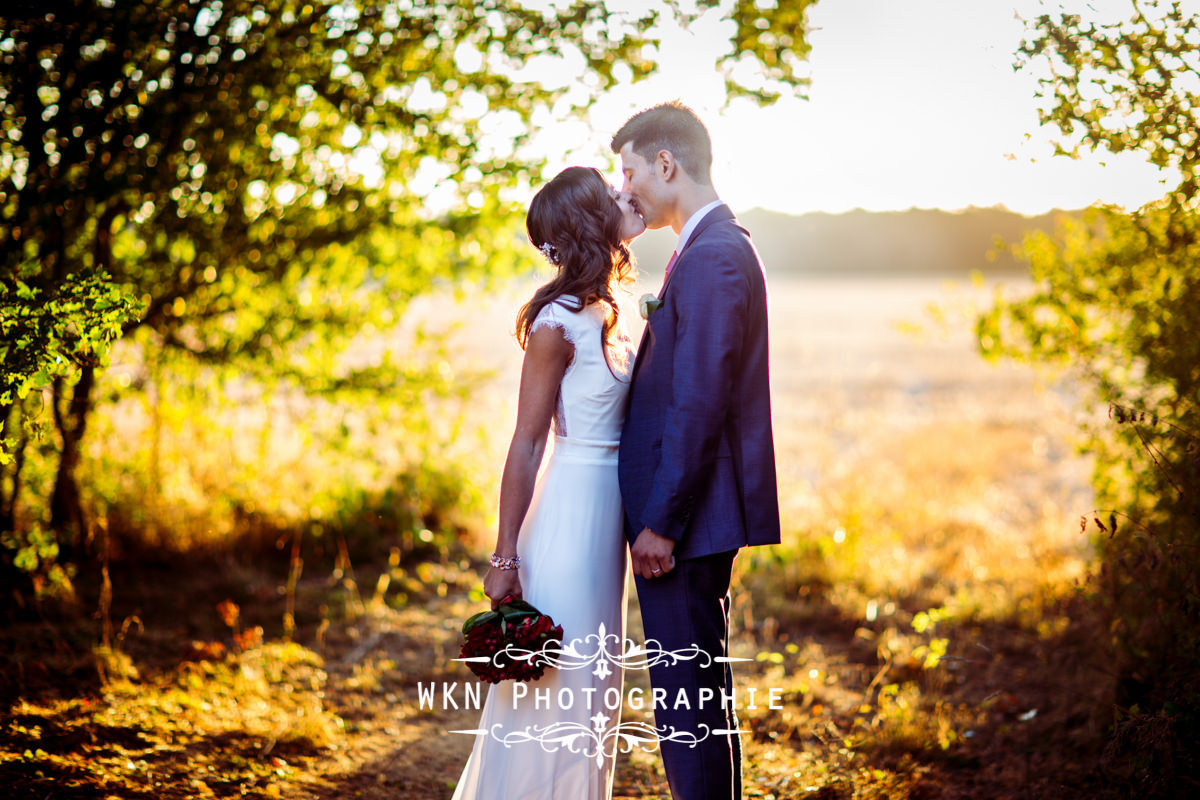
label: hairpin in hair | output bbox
[539,241,560,265]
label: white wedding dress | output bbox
[451,296,633,800]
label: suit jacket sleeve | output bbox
[639,240,750,542]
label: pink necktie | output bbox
[664,250,678,283]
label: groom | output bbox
[615,102,781,800]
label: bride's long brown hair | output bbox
[517,167,635,350]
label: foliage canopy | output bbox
[982,3,1200,786]
[0,0,816,579]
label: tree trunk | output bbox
[1,402,15,534]
[50,367,95,555]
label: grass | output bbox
[2,274,1128,798]
[0,554,483,799]
[0,499,1109,799]
[716,410,1111,799]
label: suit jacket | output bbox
[618,204,781,559]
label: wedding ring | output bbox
[651,568,661,575]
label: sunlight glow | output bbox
[519,0,1179,215]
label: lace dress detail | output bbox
[451,295,634,800]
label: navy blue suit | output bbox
[619,204,780,800]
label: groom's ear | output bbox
[655,149,677,182]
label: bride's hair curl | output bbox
[517,166,635,352]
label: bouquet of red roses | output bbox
[458,598,563,684]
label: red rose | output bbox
[458,599,562,683]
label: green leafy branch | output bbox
[1,266,139,463]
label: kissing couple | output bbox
[451,101,780,800]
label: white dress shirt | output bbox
[675,199,724,254]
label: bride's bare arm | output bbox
[484,323,573,607]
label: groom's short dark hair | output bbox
[611,101,713,186]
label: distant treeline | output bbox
[631,207,1077,275]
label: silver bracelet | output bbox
[489,553,521,571]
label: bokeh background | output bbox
[2,1,1198,798]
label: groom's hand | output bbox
[632,528,676,579]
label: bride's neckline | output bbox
[553,294,586,311]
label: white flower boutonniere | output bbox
[639,293,662,320]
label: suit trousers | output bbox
[634,549,742,800]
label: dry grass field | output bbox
[2,271,1115,799]
[352,270,1104,798]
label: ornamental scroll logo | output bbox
[453,720,726,767]
[448,623,756,762]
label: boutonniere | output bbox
[639,293,662,320]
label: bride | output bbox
[451,166,646,800]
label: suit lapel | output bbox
[629,204,736,382]
[658,204,735,299]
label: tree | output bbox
[0,1,815,572]
[980,2,1200,788]
[1,263,136,591]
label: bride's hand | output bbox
[484,567,523,609]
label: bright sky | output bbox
[532,0,1181,216]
